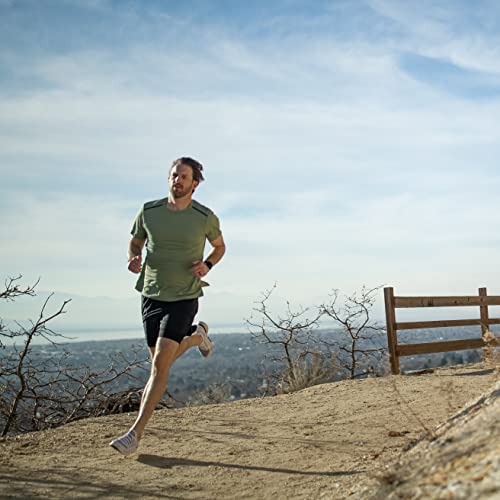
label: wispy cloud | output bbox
[1,0,500,330]
[399,52,500,99]
[369,0,500,73]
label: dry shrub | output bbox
[189,383,232,406]
[0,276,149,435]
[276,351,339,394]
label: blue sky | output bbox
[1,0,500,334]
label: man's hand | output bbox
[128,255,142,274]
[191,260,210,279]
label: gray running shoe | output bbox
[197,321,213,358]
[109,430,139,456]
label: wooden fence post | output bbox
[384,287,400,375]
[478,287,489,337]
[478,287,490,365]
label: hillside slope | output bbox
[0,363,498,499]
[352,378,499,499]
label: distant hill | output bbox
[0,362,498,499]
[0,289,251,333]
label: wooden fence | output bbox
[384,287,500,374]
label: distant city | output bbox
[4,327,492,407]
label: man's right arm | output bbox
[128,237,146,273]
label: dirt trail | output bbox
[0,363,497,499]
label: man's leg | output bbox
[174,326,205,359]
[167,321,212,361]
[110,302,207,455]
[138,345,156,411]
[131,337,179,440]
[110,338,179,455]
[137,325,207,415]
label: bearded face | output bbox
[169,164,198,199]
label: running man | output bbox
[110,157,226,455]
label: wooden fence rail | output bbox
[384,287,500,374]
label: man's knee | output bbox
[152,338,180,372]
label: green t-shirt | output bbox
[131,198,221,302]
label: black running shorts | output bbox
[141,296,198,347]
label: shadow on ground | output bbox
[0,470,185,499]
[137,454,364,477]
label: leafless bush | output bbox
[0,275,150,435]
[247,284,388,393]
[275,350,340,394]
[188,382,232,406]
[246,285,337,394]
[320,285,387,379]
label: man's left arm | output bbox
[191,234,226,278]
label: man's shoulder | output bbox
[143,198,167,211]
[191,200,217,218]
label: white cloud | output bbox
[1,1,500,331]
[368,0,500,74]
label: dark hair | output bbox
[170,157,205,183]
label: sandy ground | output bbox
[0,363,498,499]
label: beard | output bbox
[171,182,194,199]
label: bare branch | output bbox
[320,284,387,379]
[0,275,40,301]
[245,285,330,394]
[0,276,153,436]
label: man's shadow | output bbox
[137,454,363,477]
